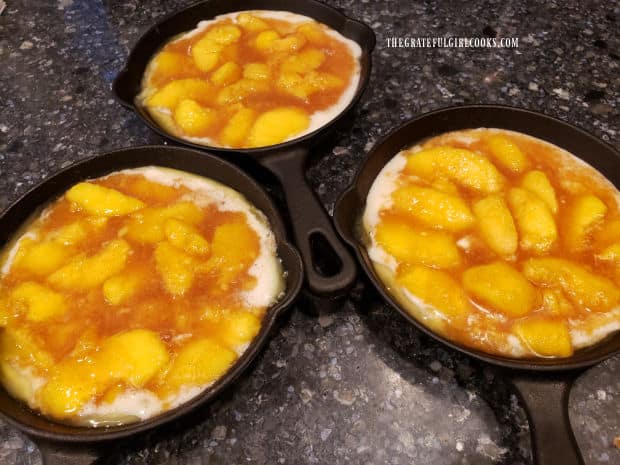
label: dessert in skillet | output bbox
[138,10,361,148]
[0,167,284,426]
[363,129,620,358]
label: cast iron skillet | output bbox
[334,105,620,465]
[112,0,376,298]
[0,146,304,465]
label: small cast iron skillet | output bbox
[0,146,303,465]
[112,0,376,298]
[334,105,620,465]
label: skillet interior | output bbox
[334,104,620,371]
[0,146,303,442]
[112,0,376,157]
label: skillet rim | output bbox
[334,103,620,372]
[112,0,376,157]
[0,145,303,442]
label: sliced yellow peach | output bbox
[11,282,66,322]
[129,177,179,204]
[38,359,104,418]
[203,222,259,290]
[124,202,203,244]
[507,188,557,254]
[152,51,195,80]
[276,70,344,100]
[246,108,310,147]
[210,61,241,86]
[521,170,558,214]
[217,311,261,348]
[296,22,329,46]
[404,146,505,193]
[155,242,195,296]
[215,78,269,105]
[523,257,620,311]
[237,13,269,32]
[485,134,529,174]
[173,99,216,136]
[220,107,257,147]
[463,262,537,317]
[164,218,209,255]
[191,36,223,72]
[280,48,326,74]
[102,272,143,306]
[66,182,145,216]
[242,62,270,81]
[562,194,607,252]
[48,239,130,290]
[162,202,204,224]
[13,240,71,276]
[0,327,53,370]
[255,30,280,51]
[397,266,470,319]
[98,329,168,387]
[205,25,241,45]
[276,71,312,99]
[391,185,474,232]
[513,318,573,357]
[375,220,461,268]
[271,33,307,53]
[146,78,216,109]
[472,195,518,257]
[124,209,167,244]
[165,338,236,390]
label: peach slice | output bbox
[397,266,470,319]
[66,182,145,216]
[513,318,573,357]
[521,170,558,214]
[463,262,537,317]
[507,188,557,254]
[375,220,461,269]
[391,185,474,232]
[405,146,505,193]
[562,194,607,252]
[472,195,518,257]
[485,134,529,174]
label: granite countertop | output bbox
[0,0,618,464]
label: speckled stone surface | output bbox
[0,0,619,464]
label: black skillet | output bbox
[334,105,620,465]
[0,146,304,465]
[112,0,376,298]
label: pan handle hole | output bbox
[309,232,342,277]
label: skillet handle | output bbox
[262,148,357,297]
[508,370,585,465]
[36,440,102,465]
